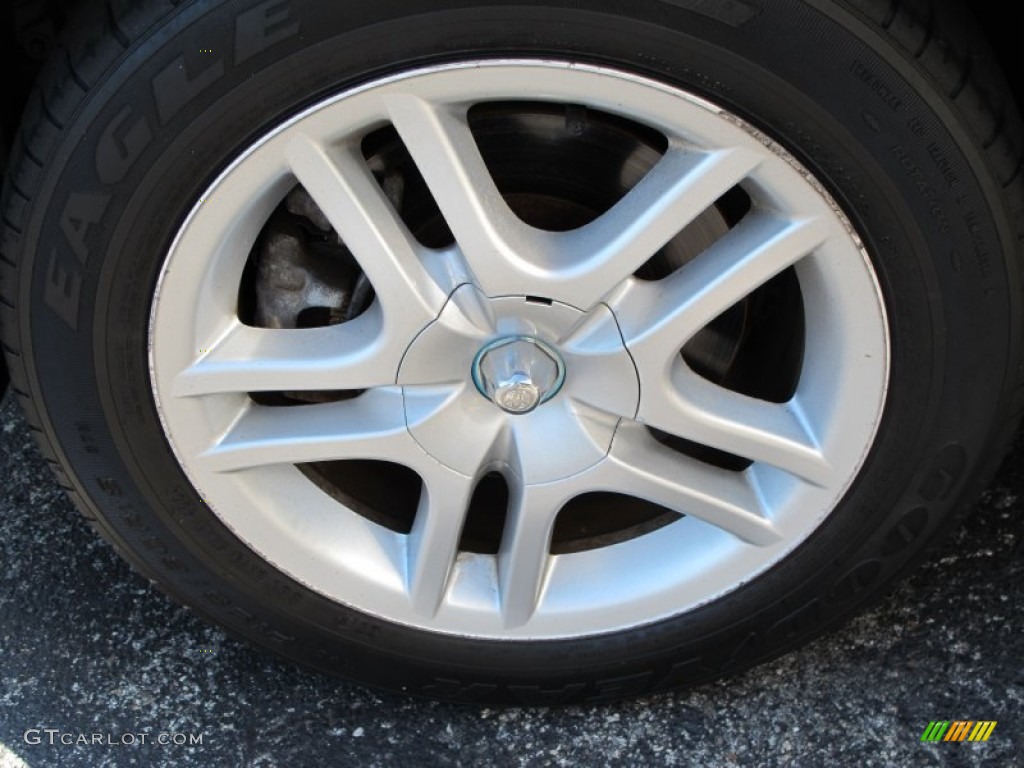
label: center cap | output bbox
[472,336,565,414]
[397,288,640,484]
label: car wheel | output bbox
[1,0,1022,704]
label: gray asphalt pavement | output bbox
[0,392,1020,767]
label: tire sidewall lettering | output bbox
[44,0,300,331]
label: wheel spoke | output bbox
[285,134,449,324]
[558,146,763,308]
[200,388,424,472]
[641,362,831,485]
[383,94,547,293]
[385,95,767,309]
[497,480,566,628]
[172,305,399,397]
[605,423,782,546]
[406,467,477,617]
[613,213,830,356]
[611,210,834,482]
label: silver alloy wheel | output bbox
[149,60,889,638]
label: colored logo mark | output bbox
[920,721,997,742]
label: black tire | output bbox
[1,0,1022,705]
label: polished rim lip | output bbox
[470,335,567,408]
[148,58,891,640]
